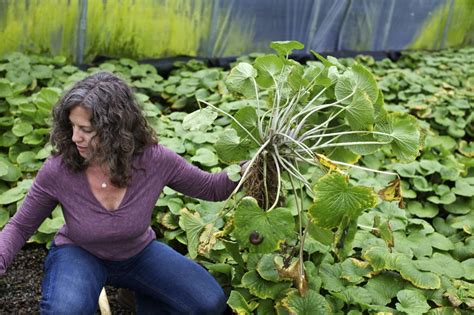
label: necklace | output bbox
[87,164,109,189]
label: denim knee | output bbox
[193,287,227,315]
[40,244,105,315]
[40,292,98,315]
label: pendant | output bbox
[101,182,107,188]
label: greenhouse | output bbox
[0,0,473,314]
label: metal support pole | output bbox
[76,0,88,65]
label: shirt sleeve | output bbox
[0,157,59,275]
[156,144,238,201]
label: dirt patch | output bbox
[0,244,133,314]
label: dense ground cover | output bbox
[0,46,472,313]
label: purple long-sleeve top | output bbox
[0,144,237,275]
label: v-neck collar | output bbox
[82,170,130,212]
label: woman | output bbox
[0,71,237,314]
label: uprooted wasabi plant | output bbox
[182,41,426,313]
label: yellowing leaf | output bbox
[276,258,308,296]
[227,291,258,315]
[241,270,291,300]
[378,178,404,208]
[198,223,218,256]
[178,208,205,259]
[315,153,339,171]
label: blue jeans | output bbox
[40,240,227,314]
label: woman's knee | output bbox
[40,289,99,314]
[193,287,227,314]
[40,244,105,314]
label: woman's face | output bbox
[69,106,97,159]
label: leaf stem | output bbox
[323,158,399,177]
[198,99,261,146]
[312,141,392,150]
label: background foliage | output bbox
[0,47,473,313]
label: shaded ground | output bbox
[0,244,133,314]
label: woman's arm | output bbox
[158,145,238,201]
[0,158,59,275]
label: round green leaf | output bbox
[215,129,250,164]
[0,79,13,97]
[0,207,9,227]
[233,197,295,253]
[130,63,157,77]
[412,176,433,192]
[23,131,45,145]
[364,272,406,306]
[190,148,218,167]
[240,270,291,299]
[0,157,21,182]
[392,162,419,178]
[427,192,456,205]
[159,137,185,154]
[452,177,474,197]
[418,159,442,175]
[0,117,14,127]
[186,131,219,144]
[12,121,33,137]
[282,289,331,315]
[334,286,373,306]
[406,201,438,218]
[309,172,377,229]
[415,253,463,278]
[375,112,421,161]
[335,63,378,104]
[182,108,218,132]
[256,254,279,282]
[254,55,285,88]
[444,198,473,215]
[17,151,42,171]
[18,103,37,118]
[175,84,196,95]
[319,263,346,292]
[269,40,304,56]
[156,196,184,215]
[461,258,474,281]
[38,216,65,234]
[0,186,27,205]
[33,87,61,111]
[231,106,260,144]
[345,89,375,130]
[428,232,455,251]
[31,64,53,79]
[0,160,8,177]
[255,299,275,315]
[225,62,258,98]
[36,144,53,160]
[396,290,430,314]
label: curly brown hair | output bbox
[50,71,157,187]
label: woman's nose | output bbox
[72,127,82,143]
